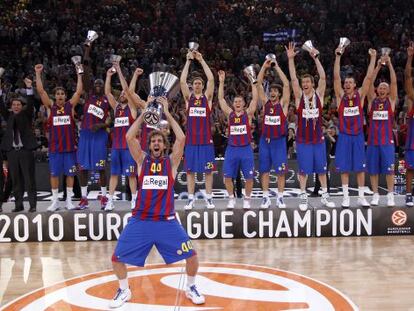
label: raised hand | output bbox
[107,67,116,76]
[157,96,169,113]
[263,59,273,68]
[194,51,203,62]
[407,42,414,58]
[186,51,194,60]
[23,77,33,88]
[368,48,377,58]
[134,67,144,76]
[285,42,297,59]
[34,64,43,73]
[218,70,225,82]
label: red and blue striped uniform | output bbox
[81,94,109,130]
[47,101,76,153]
[261,100,287,139]
[297,93,323,144]
[133,155,175,221]
[228,111,251,146]
[406,107,414,150]
[368,98,394,146]
[186,94,212,145]
[112,104,135,150]
[338,91,364,135]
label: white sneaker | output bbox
[227,198,236,209]
[357,197,370,208]
[341,196,350,208]
[109,287,131,308]
[130,199,136,210]
[47,200,59,212]
[260,197,271,209]
[299,193,308,211]
[205,198,215,209]
[321,193,336,208]
[185,284,205,305]
[66,200,76,210]
[277,197,286,209]
[387,192,395,207]
[243,199,251,209]
[370,193,380,206]
[184,199,195,210]
[105,200,115,211]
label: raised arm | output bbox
[246,81,258,117]
[313,55,326,99]
[70,72,83,107]
[158,97,185,172]
[113,62,139,115]
[194,51,214,105]
[82,46,92,94]
[34,64,52,108]
[275,63,291,108]
[405,42,414,101]
[218,70,232,116]
[333,49,344,100]
[126,112,146,165]
[104,68,118,110]
[180,51,193,105]
[257,60,271,103]
[286,42,301,106]
[360,49,377,99]
[129,68,146,109]
[387,56,397,110]
[368,60,382,110]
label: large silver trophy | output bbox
[71,56,84,74]
[0,67,4,78]
[243,65,257,84]
[143,72,180,126]
[336,37,350,55]
[302,40,319,58]
[380,47,391,66]
[188,42,199,51]
[85,30,98,46]
[109,54,122,73]
[265,53,277,67]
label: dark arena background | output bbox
[1,1,414,310]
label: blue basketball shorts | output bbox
[296,142,327,175]
[111,148,136,176]
[184,144,215,173]
[406,150,414,170]
[259,136,288,174]
[223,145,254,179]
[49,152,77,176]
[335,132,366,173]
[367,145,395,175]
[77,129,108,170]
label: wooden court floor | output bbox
[1,236,414,310]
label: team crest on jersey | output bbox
[194,98,202,106]
[378,103,384,110]
[57,106,65,114]
[349,99,354,107]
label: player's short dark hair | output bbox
[301,74,315,84]
[53,86,66,95]
[269,83,283,94]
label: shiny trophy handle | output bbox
[85,30,99,47]
[0,67,5,78]
[265,53,277,67]
[71,56,84,75]
[380,47,391,66]
[337,37,350,55]
[109,54,122,73]
[302,40,320,58]
[243,65,257,84]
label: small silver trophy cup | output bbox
[188,42,199,52]
[302,40,320,58]
[144,72,180,126]
[244,65,257,84]
[380,47,391,66]
[109,54,122,73]
[85,30,99,46]
[265,53,277,67]
[337,37,350,55]
[71,56,84,74]
[0,67,4,78]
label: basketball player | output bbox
[77,47,111,209]
[404,42,414,207]
[181,50,215,209]
[34,64,82,211]
[286,42,335,210]
[218,70,258,209]
[334,48,377,208]
[366,55,397,206]
[110,97,204,308]
[257,58,290,209]
[104,63,140,211]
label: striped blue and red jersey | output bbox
[368,97,394,146]
[228,111,251,146]
[81,94,109,130]
[338,91,364,135]
[406,107,414,150]
[186,94,213,145]
[261,100,287,139]
[112,104,135,150]
[133,155,175,221]
[296,93,323,144]
[47,101,76,153]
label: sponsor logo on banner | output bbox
[387,210,411,234]
[114,117,129,127]
[302,108,319,119]
[264,115,281,125]
[53,115,71,126]
[189,107,206,117]
[230,125,247,135]
[343,106,360,117]
[1,263,358,311]
[372,110,388,120]
[87,104,105,119]
[142,175,168,190]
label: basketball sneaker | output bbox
[370,193,380,206]
[66,200,76,210]
[185,284,205,305]
[321,192,335,208]
[357,197,370,208]
[298,193,308,211]
[184,198,195,210]
[277,197,286,209]
[130,198,136,210]
[243,199,251,209]
[387,192,395,207]
[227,197,236,209]
[109,287,131,308]
[47,200,59,212]
[406,194,414,207]
[77,197,89,210]
[105,200,115,211]
[341,196,350,208]
[205,198,215,209]
[260,197,271,209]
[100,196,108,210]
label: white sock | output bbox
[342,184,349,197]
[101,187,107,197]
[119,278,128,290]
[67,187,73,201]
[81,186,88,197]
[229,195,235,200]
[244,196,250,200]
[263,191,269,198]
[108,194,113,202]
[278,191,284,198]
[131,193,137,201]
[321,187,328,194]
[205,193,212,200]
[358,187,365,198]
[187,275,195,287]
[188,194,194,200]
[51,189,58,202]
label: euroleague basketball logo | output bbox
[2,262,358,311]
[391,210,407,226]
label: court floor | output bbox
[1,236,414,310]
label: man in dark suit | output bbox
[0,78,38,212]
